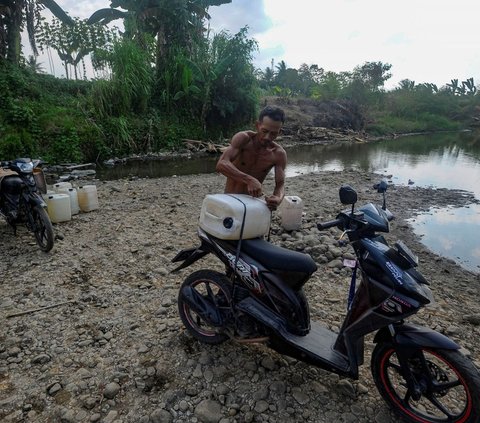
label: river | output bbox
[97,131,480,273]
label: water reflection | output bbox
[286,132,480,197]
[408,204,480,273]
[97,156,217,180]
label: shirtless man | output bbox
[216,106,286,210]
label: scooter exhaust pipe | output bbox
[180,286,224,327]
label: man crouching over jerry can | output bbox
[216,106,286,211]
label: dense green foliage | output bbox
[0,60,101,162]
[1,1,480,163]
[1,1,259,162]
[257,61,480,134]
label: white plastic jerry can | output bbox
[46,193,72,223]
[53,182,73,192]
[57,187,80,215]
[280,196,303,231]
[77,185,99,212]
[199,194,271,240]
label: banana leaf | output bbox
[87,8,128,25]
[39,0,74,26]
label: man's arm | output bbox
[265,149,287,210]
[216,132,263,197]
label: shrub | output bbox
[0,131,38,159]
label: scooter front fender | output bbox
[374,323,460,350]
[27,192,46,207]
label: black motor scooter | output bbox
[0,158,54,252]
[172,182,480,423]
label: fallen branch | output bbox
[6,300,77,318]
[182,139,227,154]
[182,139,205,144]
[65,163,96,170]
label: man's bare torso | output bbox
[224,131,283,194]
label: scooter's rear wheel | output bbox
[371,343,480,422]
[178,270,232,345]
[31,205,54,252]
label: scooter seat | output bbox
[239,238,317,288]
[0,175,23,193]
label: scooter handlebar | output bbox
[317,219,342,231]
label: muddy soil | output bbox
[1,169,479,423]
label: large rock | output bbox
[194,399,223,423]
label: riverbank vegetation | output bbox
[1,1,479,163]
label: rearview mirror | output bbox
[374,180,388,193]
[339,185,357,205]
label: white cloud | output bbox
[437,236,455,251]
[210,0,480,89]
[208,0,271,36]
[58,0,108,19]
[432,208,480,225]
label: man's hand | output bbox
[265,195,282,211]
[247,178,263,197]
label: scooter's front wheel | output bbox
[372,343,480,422]
[178,270,232,345]
[31,205,54,252]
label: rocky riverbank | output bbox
[1,170,479,423]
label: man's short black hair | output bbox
[258,106,285,124]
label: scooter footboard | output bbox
[374,323,460,350]
[236,297,286,332]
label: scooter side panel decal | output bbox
[385,261,403,285]
[216,244,262,293]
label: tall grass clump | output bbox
[90,39,154,118]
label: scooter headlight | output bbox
[16,161,34,173]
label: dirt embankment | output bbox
[263,96,370,146]
[158,97,375,157]
[1,169,479,423]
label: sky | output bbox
[35,0,480,90]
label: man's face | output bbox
[256,116,283,146]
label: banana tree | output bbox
[446,79,460,95]
[462,78,477,95]
[398,79,415,91]
[36,17,117,79]
[86,0,231,75]
[0,0,73,64]
[424,83,438,94]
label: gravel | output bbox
[1,168,479,423]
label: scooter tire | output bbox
[32,205,54,252]
[371,343,480,423]
[178,269,232,345]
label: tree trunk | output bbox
[1,15,8,59]
[155,24,166,80]
[6,0,25,64]
[200,83,211,134]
